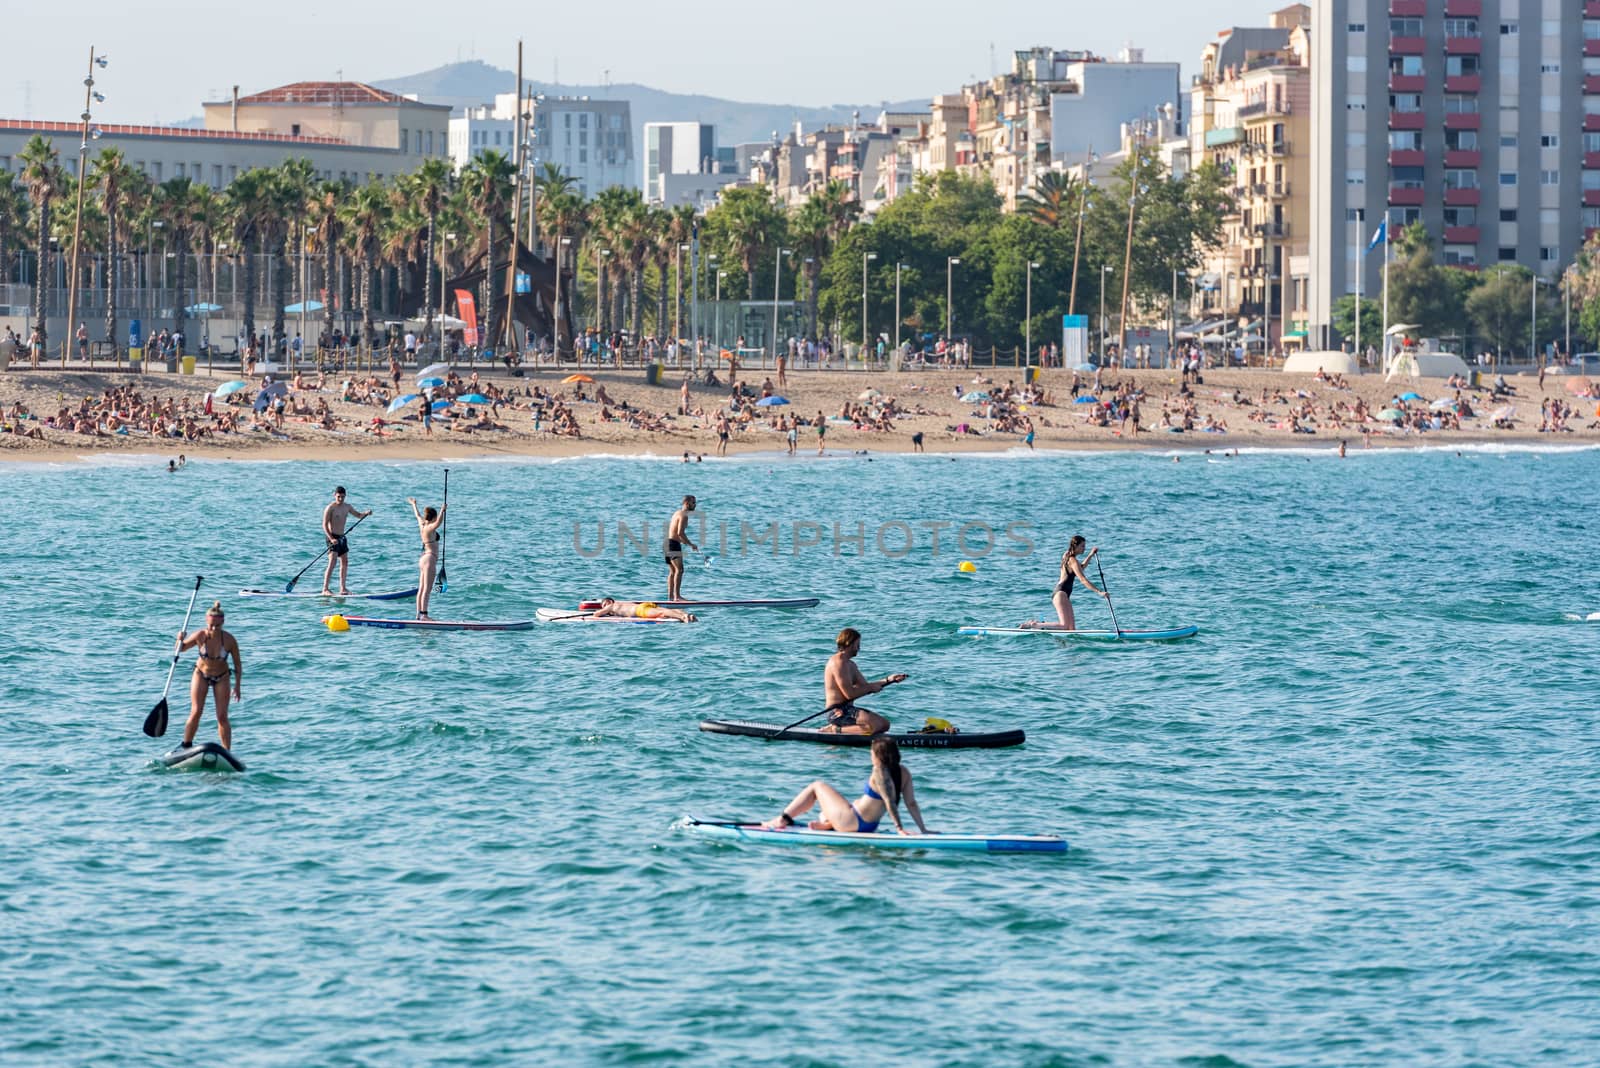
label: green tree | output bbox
[1466,266,1559,360]
[224,168,279,351]
[791,180,859,341]
[19,135,60,357]
[1331,294,1383,352]
[1017,170,1081,230]
[705,185,787,301]
[1386,222,1463,338]
[461,150,514,349]
[154,176,211,344]
[1564,231,1600,348]
[410,158,454,341]
[338,182,390,353]
[90,148,138,356]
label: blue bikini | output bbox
[852,780,884,833]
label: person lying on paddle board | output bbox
[1021,534,1108,630]
[321,486,372,596]
[664,495,699,601]
[408,497,446,620]
[763,736,932,835]
[175,601,241,750]
[821,627,907,735]
[591,598,697,623]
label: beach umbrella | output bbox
[1376,408,1404,422]
[961,391,990,402]
[387,393,420,414]
[431,400,453,412]
[417,376,446,390]
[458,393,491,405]
[562,373,595,384]
[1400,391,1423,402]
[212,380,248,397]
[1429,397,1456,411]
[720,350,736,361]
[756,395,789,406]
[1490,405,1515,422]
[283,300,325,314]
[1564,376,1592,396]
[1073,363,1096,372]
[1073,395,1097,405]
[416,362,450,379]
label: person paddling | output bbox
[1022,534,1107,630]
[664,495,699,601]
[175,601,241,750]
[821,627,907,735]
[763,735,932,835]
[408,497,446,620]
[321,486,372,596]
[591,598,696,623]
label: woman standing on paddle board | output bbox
[1024,535,1107,630]
[175,602,241,749]
[763,736,932,835]
[408,497,446,620]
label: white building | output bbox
[450,92,633,194]
[1049,50,1184,169]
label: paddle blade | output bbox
[283,576,299,593]
[436,567,447,594]
[143,698,169,738]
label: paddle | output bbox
[771,677,906,739]
[284,513,369,593]
[435,468,449,593]
[1096,558,1122,638]
[144,575,203,738]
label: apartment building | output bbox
[451,92,633,196]
[1308,0,1593,349]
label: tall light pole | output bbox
[772,247,791,367]
[946,256,960,342]
[596,247,611,334]
[1533,275,1551,367]
[861,251,877,354]
[1024,260,1040,369]
[63,47,107,365]
[1068,146,1094,316]
[894,262,905,354]
[1099,264,1112,360]
[147,218,164,357]
[675,241,689,343]
[1564,268,1572,362]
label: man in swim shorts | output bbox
[322,486,373,596]
[591,598,696,622]
[664,495,698,601]
[821,627,907,735]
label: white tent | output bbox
[1386,350,1471,379]
[1282,350,1361,376]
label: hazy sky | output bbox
[7,0,1254,123]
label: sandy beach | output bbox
[2,361,1595,463]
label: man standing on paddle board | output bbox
[821,628,907,735]
[175,601,242,750]
[665,495,699,601]
[321,486,373,596]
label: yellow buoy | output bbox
[325,614,350,633]
[958,560,977,574]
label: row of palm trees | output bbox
[2,133,866,361]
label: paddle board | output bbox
[328,615,534,632]
[957,624,1199,641]
[680,816,1066,853]
[576,597,818,610]
[240,587,418,601]
[160,741,246,772]
[699,719,1025,749]
[534,608,683,624]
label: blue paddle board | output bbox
[680,816,1066,853]
[957,624,1198,641]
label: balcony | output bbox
[1586,189,1600,207]
[1388,149,1427,167]
[1443,226,1480,243]
[1253,222,1290,238]
[1445,0,1481,13]
[1390,110,1425,130]
[1589,1,1600,14]
[1445,74,1482,93]
[1273,181,1291,196]
[1444,187,1481,206]
[1586,151,1600,169]
[1390,0,1426,14]
[1444,149,1481,167]
[1586,75,1600,94]
[1389,185,1426,206]
[1389,73,1428,92]
[1445,112,1481,130]
[1270,140,1290,156]
[1391,35,1426,55]
[1205,125,1243,147]
[1445,36,1483,55]
[1587,114,1600,132]
[1588,39,1600,58]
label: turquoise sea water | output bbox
[3,444,1598,1065]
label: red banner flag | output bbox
[455,290,479,347]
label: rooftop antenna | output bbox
[990,42,997,77]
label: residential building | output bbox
[644,121,717,193]
[1188,5,1312,353]
[202,81,449,160]
[1308,0,1592,350]
[451,92,633,195]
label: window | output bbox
[1389,130,1422,151]
[1541,63,1561,74]
[579,113,588,129]
[1501,208,1518,222]
[1348,95,1367,110]
[1446,55,1481,77]
[1444,206,1477,227]
[1346,169,1366,185]
[1500,172,1518,186]
[1393,165,1426,188]
[1348,56,1368,73]
[151,162,161,180]
[1541,246,1559,263]
[1391,93,1423,112]
[1587,207,1600,229]
[1443,246,1477,265]
[1500,21,1518,35]
[1444,95,1479,114]
[579,149,587,163]
[1542,135,1560,148]
[1501,134,1519,148]
[401,129,409,153]
[1390,17,1423,35]
[1446,129,1479,151]
[1541,169,1561,185]
[1348,21,1366,32]
[1391,55,1425,76]
[1346,208,1364,221]
[1395,207,1423,226]
[1499,247,1518,261]
[1445,169,1479,190]
[175,162,185,177]
[1444,18,1479,37]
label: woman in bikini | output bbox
[175,602,241,749]
[1023,534,1108,630]
[763,736,932,836]
[408,497,446,620]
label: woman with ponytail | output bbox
[763,737,931,836]
[1023,533,1107,630]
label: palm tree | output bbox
[274,158,317,350]
[339,181,389,355]
[658,204,695,340]
[590,186,639,339]
[306,181,346,346]
[0,182,26,291]
[224,168,278,354]
[715,186,784,300]
[19,135,60,362]
[1019,170,1080,229]
[535,169,586,355]
[382,190,427,325]
[155,176,208,346]
[410,157,453,341]
[791,180,860,339]
[90,148,137,359]
[461,150,514,351]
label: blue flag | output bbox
[1366,219,1387,254]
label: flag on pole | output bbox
[1366,219,1388,254]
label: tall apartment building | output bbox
[451,92,633,196]
[1308,0,1593,349]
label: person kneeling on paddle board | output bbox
[592,598,697,623]
[764,736,932,835]
[408,497,446,620]
[175,601,241,750]
[1022,534,1107,630]
[821,627,906,735]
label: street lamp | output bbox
[1024,260,1040,369]
[596,248,612,336]
[862,251,878,354]
[675,241,689,343]
[147,219,165,354]
[63,46,107,365]
[895,262,905,354]
[946,256,960,343]
[1099,264,1113,361]
[773,247,791,368]
[1533,275,1553,367]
